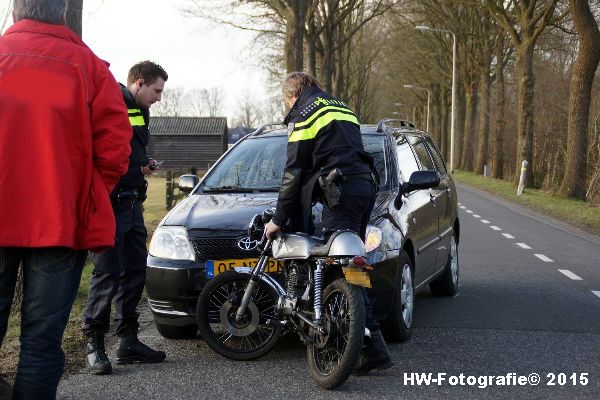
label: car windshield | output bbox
[201,133,388,192]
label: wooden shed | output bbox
[147,117,228,171]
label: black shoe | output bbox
[115,332,166,365]
[352,330,393,376]
[85,332,112,375]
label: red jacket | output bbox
[0,20,132,251]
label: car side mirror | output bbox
[394,171,441,209]
[402,170,440,194]
[178,174,199,193]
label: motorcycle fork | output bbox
[235,239,271,322]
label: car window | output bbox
[424,136,447,175]
[395,134,420,182]
[362,135,388,188]
[203,137,287,189]
[408,135,436,171]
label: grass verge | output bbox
[0,176,169,381]
[452,170,600,236]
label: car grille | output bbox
[148,299,174,312]
[192,237,260,261]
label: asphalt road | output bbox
[58,183,600,399]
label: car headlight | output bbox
[149,226,195,261]
[365,225,382,252]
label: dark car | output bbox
[146,119,460,341]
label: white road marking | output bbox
[473,214,481,218]
[460,206,466,209]
[466,210,473,214]
[490,226,502,231]
[535,254,554,263]
[558,269,582,281]
[458,202,462,206]
[516,243,531,249]
[481,219,490,224]
[502,233,515,239]
[593,291,600,299]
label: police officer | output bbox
[264,72,393,375]
[83,61,168,374]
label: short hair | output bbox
[282,72,323,103]
[13,0,67,24]
[127,61,169,86]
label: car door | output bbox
[395,134,438,283]
[423,136,454,271]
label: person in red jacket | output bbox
[0,1,131,399]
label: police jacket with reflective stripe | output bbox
[273,86,374,228]
[118,84,150,189]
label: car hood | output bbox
[162,191,393,233]
[163,193,277,232]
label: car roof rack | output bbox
[250,122,287,137]
[376,118,415,133]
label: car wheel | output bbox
[381,250,414,343]
[429,232,459,296]
[155,322,198,339]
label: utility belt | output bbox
[318,169,377,210]
[111,182,148,205]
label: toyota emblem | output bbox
[237,237,259,251]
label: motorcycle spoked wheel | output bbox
[306,278,365,389]
[197,270,282,360]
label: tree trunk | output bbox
[475,50,492,175]
[65,0,83,37]
[432,85,442,146]
[306,18,317,77]
[492,38,506,179]
[515,42,536,186]
[559,0,600,199]
[284,2,309,73]
[455,83,467,170]
[461,80,479,171]
[441,91,449,159]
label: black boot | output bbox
[115,331,166,365]
[352,330,393,376]
[86,332,112,375]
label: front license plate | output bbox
[206,258,284,279]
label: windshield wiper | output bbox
[202,185,255,193]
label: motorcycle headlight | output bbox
[365,225,383,252]
[149,226,195,261]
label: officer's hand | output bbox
[264,221,281,239]
[141,159,158,175]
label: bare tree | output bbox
[485,0,567,186]
[558,0,600,199]
[181,0,313,72]
[151,87,186,117]
[203,87,224,117]
[234,90,265,127]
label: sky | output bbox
[1,0,273,121]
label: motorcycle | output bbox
[196,209,372,389]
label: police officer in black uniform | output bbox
[83,61,168,374]
[265,72,393,376]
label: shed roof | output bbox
[149,117,227,135]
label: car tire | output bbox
[381,250,414,343]
[155,322,198,339]
[429,231,459,296]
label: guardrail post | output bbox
[517,160,528,196]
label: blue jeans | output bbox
[0,247,86,400]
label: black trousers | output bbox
[320,178,380,332]
[82,200,147,336]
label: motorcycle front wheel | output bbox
[197,270,282,360]
[307,278,365,389]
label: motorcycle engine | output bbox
[286,262,310,300]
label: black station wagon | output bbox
[146,119,460,342]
